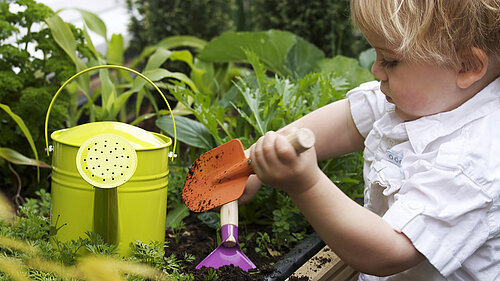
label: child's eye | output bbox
[380,58,398,68]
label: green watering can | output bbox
[44,65,177,256]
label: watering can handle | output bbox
[44,65,177,161]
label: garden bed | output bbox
[164,212,325,280]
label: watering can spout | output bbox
[93,188,119,244]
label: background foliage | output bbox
[0,0,377,278]
[126,0,370,58]
[0,0,93,197]
[249,0,369,57]
[125,0,236,55]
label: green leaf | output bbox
[99,69,116,118]
[138,68,198,93]
[197,212,220,230]
[171,102,194,116]
[156,35,207,51]
[106,34,124,65]
[0,148,50,168]
[190,59,231,97]
[316,55,374,89]
[46,14,89,93]
[46,15,76,61]
[74,8,107,40]
[0,104,40,169]
[285,37,325,78]
[199,30,324,77]
[156,115,215,150]
[144,47,172,71]
[359,48,376,70]
[82,25,101,59]
[131,35,207,68]
[169,50,194,69]
[165,203,189,229]
[111,90,137,118]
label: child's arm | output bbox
[280,98,365,160]
[248,99,425,276]
[249,131,424,276]
[240,98,365,203]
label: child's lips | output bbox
[385,95,393,103]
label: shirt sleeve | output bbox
[382,166,494,277]
[347,81,388,138]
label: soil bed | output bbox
[164,213,282,280]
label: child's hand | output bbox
[249,130,322,194]
[239,175,262,205]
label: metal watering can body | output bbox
[45,66,176,256]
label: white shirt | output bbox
[347,78,500,281]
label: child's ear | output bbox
[456,47,488,89]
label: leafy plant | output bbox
[255,232,271,257]
[158,49,372,149]
[157,38,373,254]
[203,268,219,281]
[250,0,370,58]
[271,196,308,252]
[0,103,51,206]
[44,13,184,127]
[0,0,91,197]
[0,192,195,281]
[165,202,190,244]
[198,30,325,78]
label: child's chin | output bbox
[395,108,419,121]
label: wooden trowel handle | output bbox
[283,127,315,154]
[221,200,238,247]
[221,200,238,227]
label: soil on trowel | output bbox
[164,213,280,280]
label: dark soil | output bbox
[164,213,281,280]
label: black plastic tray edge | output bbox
[265,232,325,281]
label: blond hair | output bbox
[350,0,500,70]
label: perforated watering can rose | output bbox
[44,65,177,256]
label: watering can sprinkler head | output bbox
[76,134,138,188]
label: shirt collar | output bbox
[405,77,500,154]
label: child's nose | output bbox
[371,61,388,81]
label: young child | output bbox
[242,0,500,280]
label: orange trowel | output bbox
[183,128,315,271]
[182,128,316,212]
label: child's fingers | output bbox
[251,131,284,178]
[274,133,298,162]
[249,133,270,177]
[260,131,280,164]
[239,175,262,205]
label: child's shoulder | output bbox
[446,107,500,190]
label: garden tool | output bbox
[182,128,315,212]
[191,129,315,271]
